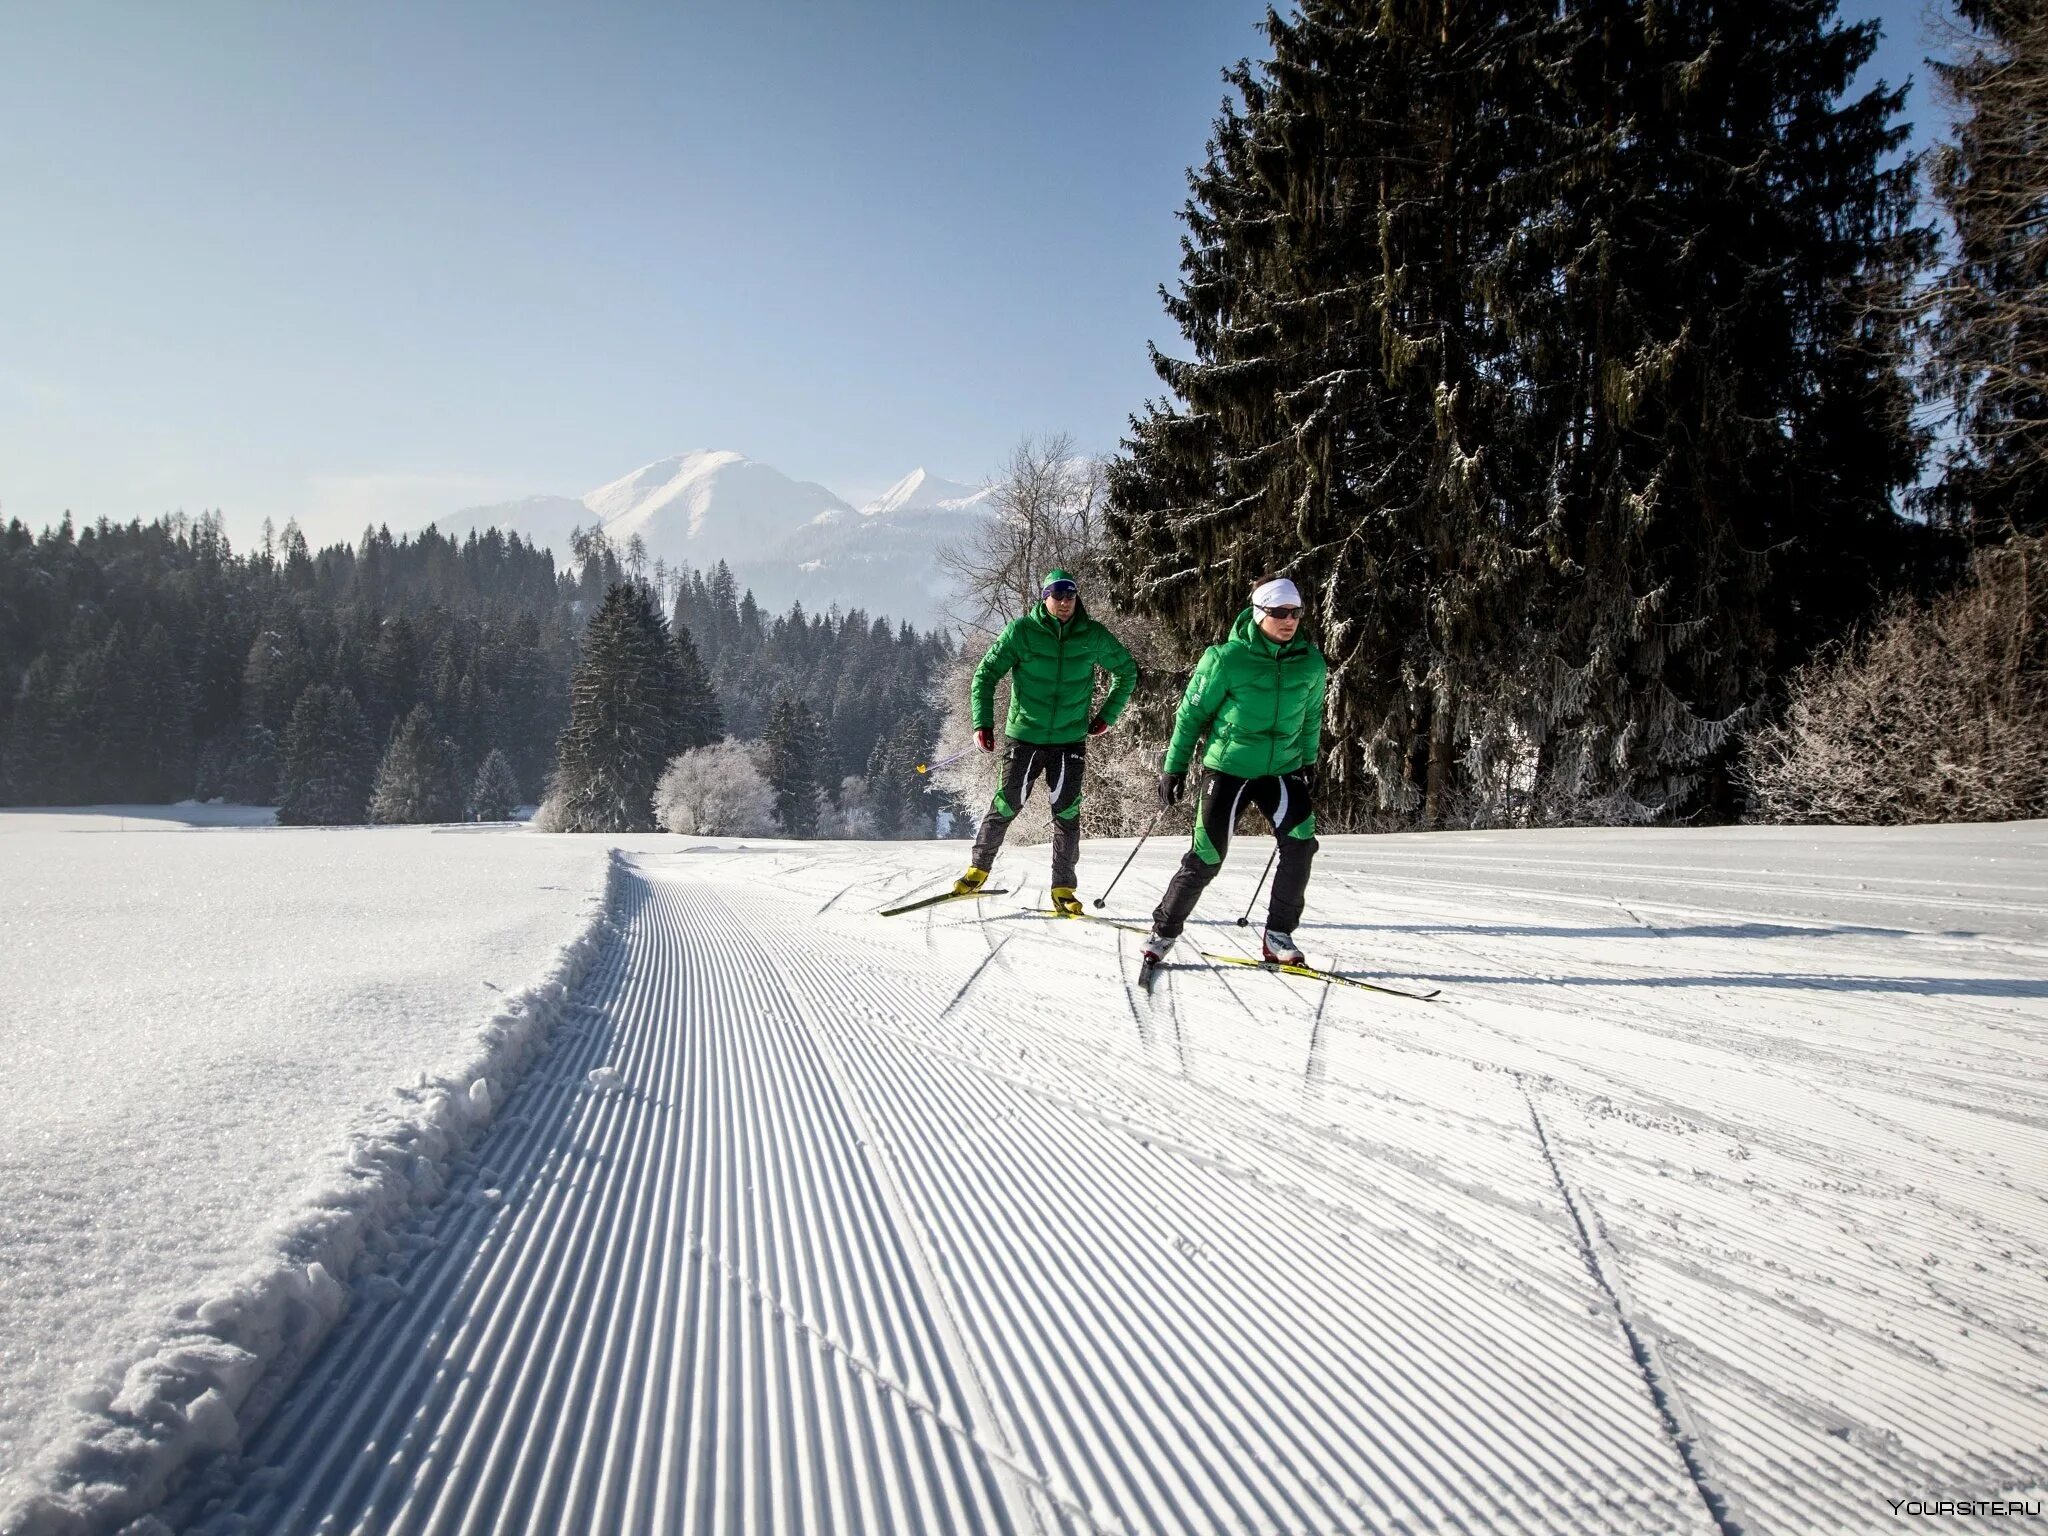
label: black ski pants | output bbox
[969,740,1086,888]
[1153,769,1318,939]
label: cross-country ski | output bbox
[878,885,1012,917]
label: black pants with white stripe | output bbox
[1152,769,1319,939]
[969,740,1086,887]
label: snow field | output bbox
[163,824,2047,1533]
[0,815,618,1533]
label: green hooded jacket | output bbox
[971,598,1138,746]
[1163,607,1328,778]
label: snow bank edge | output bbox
[0,850,628,1536]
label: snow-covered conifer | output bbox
[547,583,692,832]
[278,684,373,825]
[1,654,64,805]
[670,619,723,749]
[761,697,821,836]
[369,704,463,824]
[469,748,522,821]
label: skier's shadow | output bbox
[1310,919,1909,942]
[1360,970,2048,999]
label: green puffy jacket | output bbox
[1164,607,1328,777]
[972,600,1138,746]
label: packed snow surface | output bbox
[49,819,2034,1535]
[0,810,613,1527]
[116,823,2048,1531]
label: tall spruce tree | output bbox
[369,703,464,824]
[1517,0,1927,816]
[669,612,724,749]
[469,747,522,820]
[2,654,64,804]
[278,684,373,824]
[548,582,692,832]
[1108,4,1550,824]
[243,614,310,736]
[132,623,192,801]
[762,696,821,836]
[1109,0,1924,824]
[1922,0,2048,540]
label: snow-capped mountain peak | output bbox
[860,467,992,517]
[576,451,853,558]
[436,451,997,626]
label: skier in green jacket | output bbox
[1143,576,1328,968]
[953,569,1138,914]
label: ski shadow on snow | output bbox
[1307,919,1909,942]
[1369,970,2048,999]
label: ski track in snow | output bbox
[154,830,2048,1534]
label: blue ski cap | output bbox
[1041,569,1079,598]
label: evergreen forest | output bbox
[0,513,955,831]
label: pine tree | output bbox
[669,614,724,748]
[762,696,821,836]
[1107,3,1540,825]
[56,622,116,803]
[197,723,280,805]
[243,614,310,736]
[1522,0,1927,816]
[547,582,691,832]
[366,614,420,741]
[1109,0,1926,823]
[278,684,373,825]
[369,703,464,824]
[2,655,65,804]
[96,622,147,801]
[862,711,933,837]
[1921,0,2048,540]
[132,623,192,801]
[469,747,522,820]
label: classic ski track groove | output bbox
[175,846,2048,1535]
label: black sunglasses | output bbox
[1043,582,1079,598]
[1260,605,1304,620]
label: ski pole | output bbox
[1095,807,1166,908]
[1235,845,1278,927]
[914,743,978,776]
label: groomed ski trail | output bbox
[170,829,2048,1535]
[176,852,1716,1535]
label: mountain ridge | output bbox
[434,451,995,627]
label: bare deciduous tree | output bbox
[1739,534,2046,823]
[937,433,1110,637]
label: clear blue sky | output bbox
[0,0,1945,550]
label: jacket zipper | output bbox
[1052,621,1067,737]
[1271,647,1284,776]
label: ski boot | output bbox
[1262,929,1306,966]
[950,866,990,897]
[1050,886,1085,917]
[1137,930,1175,991]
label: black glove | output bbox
[1158,770,1187,810]
[1294,763,1316,791]
[1087,715,1109,738]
